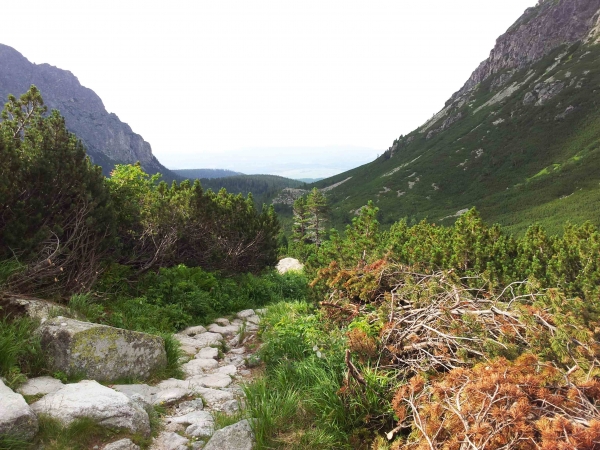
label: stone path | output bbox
[8,308,264,450]
[122,308,264,450]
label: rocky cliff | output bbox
[0,44,174,178]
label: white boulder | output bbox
[31,380,150,436]
[17,376,64,396]
[275,257,304,274]
[203,419,255,450]
[0,379,38,440]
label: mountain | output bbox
[309,0,600,235]
[173,168,243,179]
[0,44,176,180]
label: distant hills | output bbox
[309,0,600,235]
[173,168,243,179]
[0,44,177,180]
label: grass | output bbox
[0,316,46,389]
[243,301,396,449]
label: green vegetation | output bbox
[197,174,307,208]
[0,316,45,389]
[172,168,243,179]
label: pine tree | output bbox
[306,188,328,246]
[292,197,310,243]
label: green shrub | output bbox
[0,316,46,388]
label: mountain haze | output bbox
[310,0,600,234]
[0,44,175,179]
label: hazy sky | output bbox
[1,1,537,175]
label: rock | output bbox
[229,347,246,355]
[169,410,214,438]
[17,376,64,396]
[0,379,38,440]
[217,399,240,415]
[217,365,238,375]
[153,388,190,406]
[191,442,206,450]
[103,438,141,450]
[246,315,261,325]
[31,380,150,436]
[193,332,224,348]
[189,373,233,389]
[194,387,235,406]
[183,358,219,376]
[236,309,255,319]
[276,257,304,274]
[197,347,219,359]
[174,335,206,355]
[180,325,207,337]
[0,294,68,322]
[203,419,255,450]
[111,384,159,405]
[39,317,167,382]
[207,323,239,337]
[214,318,230,326]
[150,431,189,450]
[175,398,204,415]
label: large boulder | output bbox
[203,419,254,450]
[31,380,150,436]
[275,257,303,274]
[0,294,68,322]
[0,379,38,440]
[39,317,167,381]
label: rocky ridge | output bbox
[0,44,174,178]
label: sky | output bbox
[1,1,537,177]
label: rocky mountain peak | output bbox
[0,44,173,178]
[452,0,600,101]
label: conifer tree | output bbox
[306,188,328,246]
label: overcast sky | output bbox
[1,1,537,176]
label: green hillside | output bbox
[172,168,243,179]
[311,41,600,235]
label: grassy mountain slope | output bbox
[311,9,600,235]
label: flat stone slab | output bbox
[179,325,207,336]
[152,387,190,406]
[150,431,189,450]
[246,315,261,325]
[18,376,64,396]
[196,347,219,359]
[236,309,255,319]
[204,419,255,450]
[0,379,38,440]
[169,410,214,438]
[112,384,159,405]
[183,358,219,376]
[217,364,238,376]
[39,317,166,382]
[195,387,235,406]
[193,332,224,348]
[31,380,150,437]
[207,323,239,337]
[103,438,141,450]
[214,318,230,326]
[229,347,246,355]
[189,373,233,389]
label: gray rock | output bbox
[150,431,189,450]
[180,325,207,337]
[102,438,141,450]
[17,376,64,396]
[217,399,240,415]
[175,398,204,414]
[207,323,239,337]
[0,379,38,440]
[229,347,246,355]
[152,387,190,406]
[197,347,219,360]
[275,257,304,274]
[191,442,206,450]
[183,358,219,376]
[112,384,159,405]
[39,317,166,382]
[195,387,235,406]
[214,318,230,326]
[203,419,254,450]
[189,373,233,389]
[0,295,67,322]
[236,310,255,319]
[169,410,214,438]
[192,332,224,348]
[31,380,150,436]
[246,315,261,325]
[217,365,238,376]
